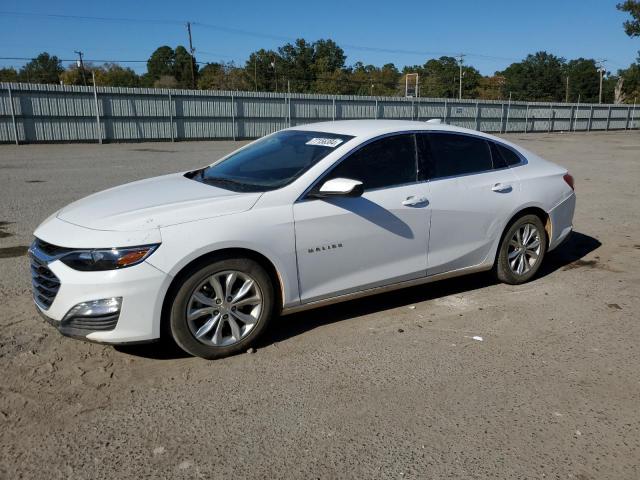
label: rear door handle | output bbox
[402,195,429,206]
[491,183,512,193]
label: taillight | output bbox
[563,173,575,191]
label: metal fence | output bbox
[1,82,638,144]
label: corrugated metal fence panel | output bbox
[379,100,414,120]
[1,82,638,144]
[629,108,639,129]
[609,106,629,130]
[337,98,377,119]
[590,107,609,130]
[0,89,13,142]
[417,101,446,120]
[291,98,333,120]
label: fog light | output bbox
[63,297,122,321]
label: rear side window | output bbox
[323,134,417,191]
[492,142,522,167]
[422,133,493,179]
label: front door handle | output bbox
[402,195,429,206]
[491,183,512,193]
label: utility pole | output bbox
[271,57,277,92]
[565,76,569,103]
[186,22,196,89]
[74,50,87,86]
[596,59,606,104]
[457,53,465,100]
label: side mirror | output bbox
[309,177,364,198]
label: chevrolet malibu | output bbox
[31,120,576,359]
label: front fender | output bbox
[146,206,300,307]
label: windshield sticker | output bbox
[306,137,343,148]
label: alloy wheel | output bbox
[186,270,263,347]
[507,223,542,276]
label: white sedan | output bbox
[31,120,576,359]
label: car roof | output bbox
[288,119,488,139]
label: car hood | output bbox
[56,173,262,232]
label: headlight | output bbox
[59,244,159,271]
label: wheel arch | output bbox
[492,205,551,268]
[507,206,551,242]
[160,247,285,340]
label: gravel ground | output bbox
[1,132,639,479]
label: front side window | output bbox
[422,133,493,179]
[189,130,353,192]
[321,134,418,191]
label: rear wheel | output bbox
[495,214,547,285]
[169,257,274,359]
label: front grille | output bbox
[30,240,62,310]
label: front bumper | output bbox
[34,259,170,344]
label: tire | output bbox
[169,257,274,359]
[495,214,547,285]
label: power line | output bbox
[0,10,521,62]
[0,56,210,65]
[4,9,638,69]
[0,10,183,25]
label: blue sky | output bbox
[0,0,638,75]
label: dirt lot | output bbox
[1,131,639,479]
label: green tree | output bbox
[373,63,402,96]
[278,38,315,92]
[60,64,91,86]
[565,58,599,102]
[225,63,250,91]
[255,38,348,93]
[199,62,249,90]
[602,74,619,103]
[0,67,19,82]
[97,64,140,87]
[18,52,63,84]
[244,49,281,91]
[313,68,353,95]
[618,1,640,36]
[350,62,400,96]
[476,75,506,100]
[61,63,140,87]
[310,39,348,94]
[618,60,640,102]
[174,45,198,88]
[313,39,346,71]
[499,51,565,101]
[154,75,178,88]
[146,46,176,81]
[198,62,226,90]
[145,45,197,88]
[405,57,481,98]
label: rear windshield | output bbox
[188,130,353,192]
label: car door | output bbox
[293,133,430,303]
[418,132,521,276]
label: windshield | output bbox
[188,130,353,192]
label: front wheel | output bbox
[495,214,547,285]
[169,257,274,359]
